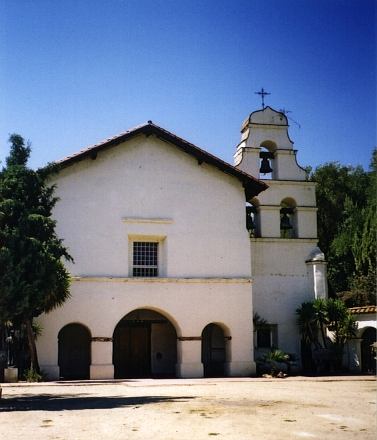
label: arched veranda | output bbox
[113,308,178,378]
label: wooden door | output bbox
[113,323,151,378]
[58,324,91,380]
[202,324,225,377]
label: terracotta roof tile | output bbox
[349,305,377,314]
[55,121,268,199]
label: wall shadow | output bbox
[0,394,194,412]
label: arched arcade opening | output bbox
[113,309,177,379]
[201,323,228,377]
[58,323,91,380]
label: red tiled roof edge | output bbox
[55,121,268,199]
[349,305,377,314]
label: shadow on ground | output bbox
[0,394,194,412]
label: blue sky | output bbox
[0,0,375,171]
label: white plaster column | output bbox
[259,206,280,237]
[344,338,362,372]
[305,247,328,299]
[306,261,328,299]
[296,207,317,238]
[90,338,114,379]
[176,338,203,378]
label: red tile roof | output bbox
[349,305,377,315]
[56,121,268,200]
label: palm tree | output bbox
[297,298,358,373]
[313,299,329,348]
[326,298,358,369]
[296,302,320,348]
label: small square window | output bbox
[132,241,158,277]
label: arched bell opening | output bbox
[360,327,376,373]
[246,198,260,237]
[113,309,177,379]
[201,323,229,377]
[259,141,277,179]
[58,323,91,380]
[280,197,297,238]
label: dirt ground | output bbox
[0,376,375,440]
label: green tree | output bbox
[296,298,357,372]
[357,149,377,276]
[296,302,320,348]
[311,156,375,299]
[0,134,72,373]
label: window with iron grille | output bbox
[132,241,158,277]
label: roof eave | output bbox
[56,123,268,198]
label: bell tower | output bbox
[236,106,328,365]
[235,106,318,240]
[234,106,306,180]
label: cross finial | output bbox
[255,88,270,109]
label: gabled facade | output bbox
[36,109,326,380]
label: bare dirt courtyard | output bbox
[0,376,375,440]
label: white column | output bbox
[305,247,328,299]
[90,338,114,379]
[345,338,362,372]
[259,206,280,237]
[306,261,328,299]
[176,338,203,378]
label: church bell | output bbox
[259,151,274,174]
[280,208,293,230]
[246,206,256,232]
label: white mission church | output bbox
[36,106,328,380]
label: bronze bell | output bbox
[246,206,255,232]
[259,151,273,174]
[280,212,292,230]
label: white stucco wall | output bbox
[256,181,316,206]
[355,314,377,333]
[51,134,251,278]
[37,279,255,379]
[38,132,257,379]
[251,239,318,357]
[344,313,376,372]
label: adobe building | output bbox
[36,107,327,379]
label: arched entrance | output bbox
[202,323,226,377]
[361,327,376,373]
[58,323,91,380]
[113,309,177,378]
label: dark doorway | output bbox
[202,323,226,377]
[361,327,376,373]
[113,322,151,378]
[113,309,177,379]
[58,323,91,380]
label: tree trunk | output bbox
[25,318,40,373]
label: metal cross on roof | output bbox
[255,88,270,109]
